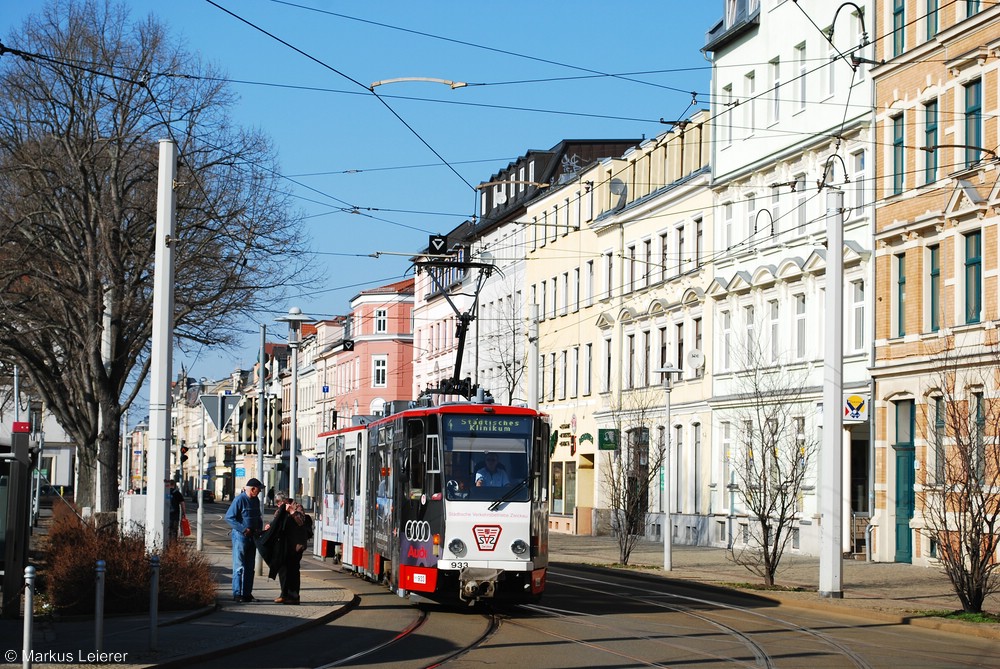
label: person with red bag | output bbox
[168,480,186,543]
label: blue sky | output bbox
[4,0,721,403]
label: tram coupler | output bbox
[459,567,500,603]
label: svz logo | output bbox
[472,525,501,551]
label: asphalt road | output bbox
[191,508,1000,668]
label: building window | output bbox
[643,239,652,287]
[769,299,780,362]
[746,193,757,238]
[626,334,636,389]
[660,232,670,281]
[795,43,806,111]
[675,322,685,376]
[896,252,907,337]
[851,280,865,351]
[585,260,594,306]
[549,352,556,401]
[929,244,940,332]
[570,346,579,397]
[721,310,732,371]
[924,100,937,184]
[965,79,982,167]
[795,174,807,230]
[967,0,981,17]
[676,226,685,275]
[795,295,806,359]
[926,0,938,40]
[374,308,387,334]
[573,267,581,312]
[695,217,704,266]
[825,27,836,96]
[627,245,636,293]
[693,317,704,378]
[559,350,567,400]
[965,231,982,324]
[583,343,592,395]
[973,391,985,482]
[744,304,755,353]
[605,252,614,300]
[933,396,945,483]
[744,71,756,133]
[372,356,387,387]
[892,0,905,56]
[602,338,612,393]
[770,57,781,123]
[892,114,905,195]
[723,202,734,249]
[722,84,733,146]
[851,151,866,212]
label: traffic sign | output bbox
[200,394,242,431]
[429,234,448,254]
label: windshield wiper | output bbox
[488,477,529,511]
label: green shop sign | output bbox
[598,428,619,451]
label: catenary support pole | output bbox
[256,323,266,575]
[145,139,177,550]
[820,187,845,598]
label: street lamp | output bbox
[276,307,313,499]
[369,76,468,90]
[655,364,681,571]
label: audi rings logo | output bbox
[404,520,432,543]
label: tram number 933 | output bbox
[446,561,470,569]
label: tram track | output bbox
[545,566,874,669]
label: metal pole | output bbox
[197,406,205,552]
[256,323,266,575]
[527,304,539,409]
[663,382,672,571]
[13,364,19,422]
[820,187,845,598]
[149,556,159,650]
[95,560,106,652]
[145,139,177,550]
[23,566,35,669]
[289,340,299,498]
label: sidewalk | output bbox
[3,532,999,669]
[3,540,354,669]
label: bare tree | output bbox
[918,346,1000,613]
[721,344,816,586]
[478,277,526,404]
[601,386,666,565]
[0,0,313,510]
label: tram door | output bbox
[397,418,442,594]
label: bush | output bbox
[44,514,216,615]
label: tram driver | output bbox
[475,452,511,487]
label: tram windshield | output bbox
[441,414,532,502]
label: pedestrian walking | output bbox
[168,480,186,544]
[225,478,263,602]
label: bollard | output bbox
[149,555,159,651]
[23,566,35,669]
[94,560,106,653]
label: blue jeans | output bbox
[231,531,256,597]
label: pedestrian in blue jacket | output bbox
[225,478,263,602]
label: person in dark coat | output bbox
[258,491,312,604]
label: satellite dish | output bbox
[494,190,508,205]
[688,349,705,370]
[609,178,627,212]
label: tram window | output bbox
[407,420,425,493]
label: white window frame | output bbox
[372,355,388,388]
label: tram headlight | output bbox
[511,539,529,556]
[448,538,467,557]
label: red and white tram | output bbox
[318,402,550,605]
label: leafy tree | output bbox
[722,344,816,586]
[601,387,666,565]
[0,0,312,510]
[919,347,1000,613]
